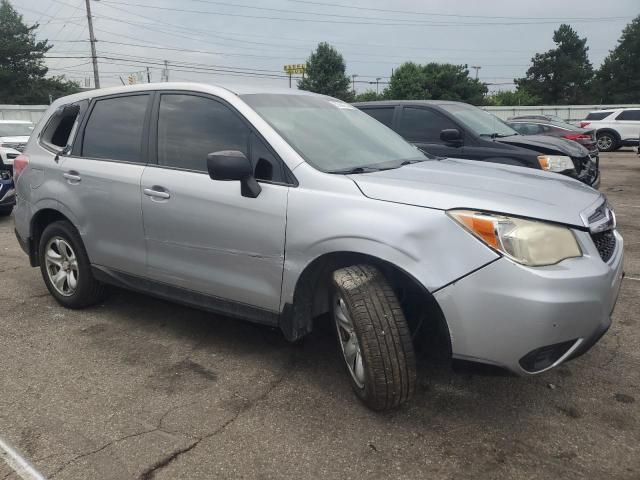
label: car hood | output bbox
[497,134,588,157]
[350,158,602,228]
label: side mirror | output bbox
[440,128,463,145]
[207,150,261,198]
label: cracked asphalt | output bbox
[1,150,639,480]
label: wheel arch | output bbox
[596,128,621,141]
[279,251,452,358]
[29,208,76,266]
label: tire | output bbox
[38,220,107,308]
[0,206,12,217]
[597,132,618,152]
[331,265,416,411]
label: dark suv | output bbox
[355,101,600,188]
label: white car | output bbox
[0,120,34,153]
[580,108,640,152]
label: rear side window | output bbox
[157,94,250,172]
[398,107,457,142]
[585,111,612,121]
[41,101,87,150]
[616,110,640,121]
[361,107,395,128]
[82,95,149,162]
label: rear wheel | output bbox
[597,132,618,152]
[331,265,416,411]
[39,220,107,308]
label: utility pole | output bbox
[471,65,481,80]
[163,60,169,82]
[84,0,100,89]
[146,66,151,83]
[351,74,358,94]
[375,77,381,95]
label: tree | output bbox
[298,42,352,101]
[384,62,487,104]
[354,90,384,102]
[485,89,541,106]
[515,24,593,105]
[593,15,640,103]
[0,0,79,104]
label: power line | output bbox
[287,0,632,21]
[98,0,620,27]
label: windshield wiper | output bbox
[400,159,428,166]
[480,132,517,139]
[327,165,394,174]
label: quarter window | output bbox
[398,107,457,142]
[157,94,250,172]
[585,111,612,121]
[82,95,149,162]
[616,110,640,121]
[41,101,87,149]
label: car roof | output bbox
[0,120,33,124]
[49,82,322,105]
[353,100,466,107]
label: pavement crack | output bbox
[137,349,298,480]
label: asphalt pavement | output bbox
[0,150,638,480]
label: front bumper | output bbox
[0,181,15,207]
[434,229,624,375]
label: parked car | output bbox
[505,118,598,157]
[579,108,640,152]
[508,114,564,123]
[355,101,600,188]
[0,170,14,216]
[0,120,34,152]
[0,146,21,173]
[14,84,623,410]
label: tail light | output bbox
[579,121,590,128]
[13,154,29,181]
[564,133,592,141]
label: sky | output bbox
[15,0,640,93]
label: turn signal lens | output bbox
[448,210,582,266]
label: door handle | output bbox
[143,187,170,199]
[63,171,81,183]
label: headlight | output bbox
[538,155,574,172]
[448,210,582,266]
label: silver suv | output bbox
[14,84,624,410]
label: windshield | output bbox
[548,119,583,130]
[440,103,518,137]
[0,123,34,137]
[240,93,426,172]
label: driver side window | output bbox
[397,107,457,142]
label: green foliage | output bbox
[0,0,80,104]
[485,89,542,106]
[354,90,384,102]
[515,24,593,105]
[384,62,487,104]
[593,15,640,103]
[298,42,353,101]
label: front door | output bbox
[397,106,463,158]
[141,93,288,315]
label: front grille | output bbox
[591,230,616,262]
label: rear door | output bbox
[615,110,640,142]
[60,93,151,274]
[396,106,462,157]
[140,92,289,315]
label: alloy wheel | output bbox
[333,292,365,388]
[44,237,79,297]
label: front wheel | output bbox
[597,132,617,152]
[332,265,416,411]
